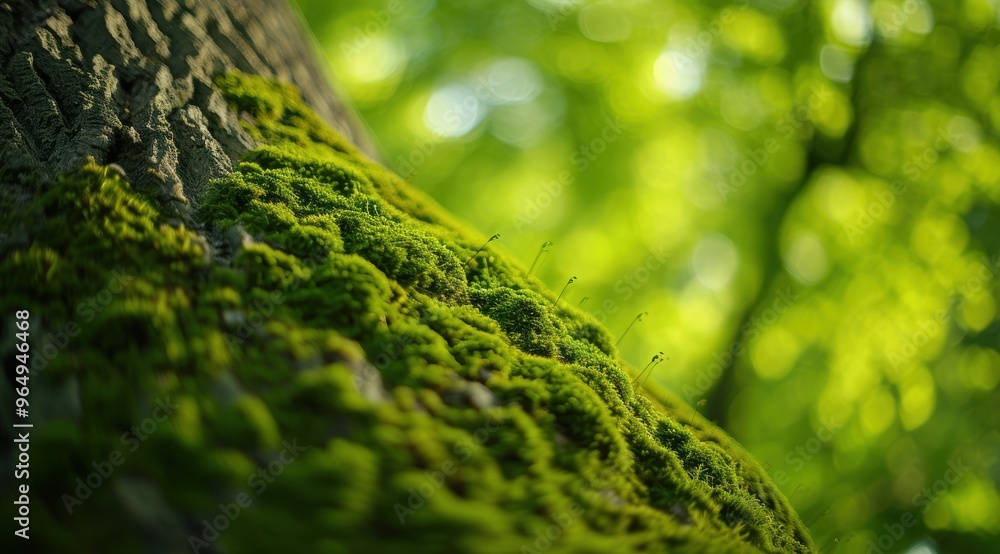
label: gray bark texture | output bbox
[0,0,374,223]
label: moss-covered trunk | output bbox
[1,2,817,553]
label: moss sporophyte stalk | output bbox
[2,72,816,552]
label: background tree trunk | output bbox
[0,0,375,224]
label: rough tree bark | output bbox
[0,0,374,224]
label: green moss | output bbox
[469,286,562,357]
[1,72,814,553]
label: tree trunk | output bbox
[0,3,817,553]
[0,0,374,224]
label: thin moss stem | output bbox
[526,241,553,277]
[551,276,577,308]
[464,233,500,266]
[616,312,647,346]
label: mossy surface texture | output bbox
[1,73,814,553]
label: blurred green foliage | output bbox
[295,0,1000,551]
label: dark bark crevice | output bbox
[704,47,873,425]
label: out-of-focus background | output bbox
[293,0,1000,551]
